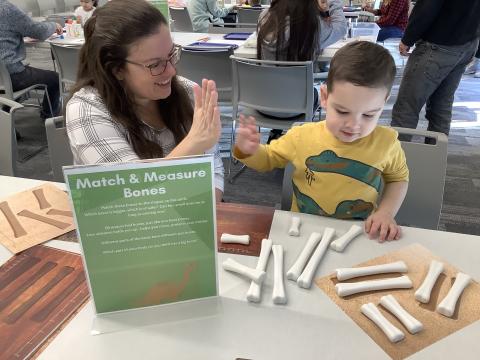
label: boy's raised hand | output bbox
[235,114,260,155]
[364,210,401,242]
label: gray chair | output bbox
[237,8,262,24]
[280,127,448,230]
[0,59,54,118]
[38,0,57,15]
[176,47,234,103]
[208,23,256,34]
[63,0,79,12]
[169,7,194,32]
[45,116,73,182]
[0,98,23,176]
[229,56,315,182]
[50,43,80,105]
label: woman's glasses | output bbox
[125,45,181,76]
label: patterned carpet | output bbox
[13,45,480,235]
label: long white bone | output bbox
[286,232,322,281]
[330,224,363,252]
[335,275,413,297]
[415,260,444,303]
[223,258,266,284]
[288,216,301,236]
[246,239,273,303]
[336,261,408,281]
[272,245,287,304]
[436,272,472,318]
[297,228,335,289]
[379,295,424,334]
[220,233,250,245]
[361,303,405,343]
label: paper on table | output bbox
[0,184,75,253]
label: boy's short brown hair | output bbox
[326,41,396,95]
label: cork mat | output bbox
[0,245,89,360]
[0,184,75,253]
[316,243,480,360]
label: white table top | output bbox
[1,176,479,359]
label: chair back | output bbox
[237,8,262,24]
[64,0,79,11]
[50,43,80,86]
[38,0,57,15]
[281,127,448,230]
[0,60,14,99]
[176,48,234,102]
[169,7,194,32]
[0,98,23,176]
[231,55,314,128]
[208,23,256,34]
[45,116,74,182]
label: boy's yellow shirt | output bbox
[234,122,409,219]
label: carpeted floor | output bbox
[12,44,480,235]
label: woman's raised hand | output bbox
[189,79,221,152]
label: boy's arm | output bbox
[376,181,408,219]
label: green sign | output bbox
[64,156,218,314]
[149,0,170,23]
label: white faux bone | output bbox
[336,261,408,281]
[272,245,287,304]
[286,232,322,281]
[330,224,363,252]
[415,260,445,303]
[288,216,302,236]
[246,239,273,303]
[223,258,266,284]
[361,303,405,343]
[335,275,413,297]
[220,233,250,245]
[297,228,336,289]
[379,295,424,334]
[437,272,472,318]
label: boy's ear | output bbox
[320,84,328,109]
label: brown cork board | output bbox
[315,243,480,360]
[0,184,75,253]
[0,245,89,360]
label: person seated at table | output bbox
[187,0,245,33]
[234,41,409,242]
[75,0,96,27]
[66,0,225,201]
[0,0,63,119]
[363,0,410,42]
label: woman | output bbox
[66,0,224,200]
[257,0,347,61]
[364,0,410,42]
[255,0,346,125]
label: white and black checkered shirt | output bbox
[66,77,224,191]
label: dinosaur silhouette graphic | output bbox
[133,262,197,307]
[293,182,374,220]
[305,150,384,193]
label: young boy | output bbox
[74,0,96,27]
[234,41,409,242]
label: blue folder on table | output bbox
[223,32,252,40]
[184,42,239,51]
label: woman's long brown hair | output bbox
[68,0,193,159]
[257,0,321,61]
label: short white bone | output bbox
[220,233,250,245]
[336,261,408,281]
[330,224,363,252]
[246,239,272,303]
[335,275,413,297]
[379,295,424,334]
[415,260,444,303]
[436,272,472,318]
[223,258,266,284]
[288,216,301,236]
[361,303,405,343]
[297,228,336,289]
[286,232,322,281]
[272,245,287,304]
